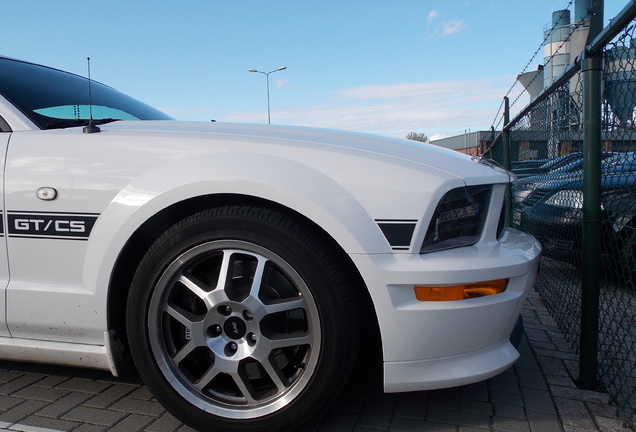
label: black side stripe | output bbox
[6,211,99,240]
[376,219,417,250]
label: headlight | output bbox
[544,190,583,209]
[421,185,492,253]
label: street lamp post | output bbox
[248,66,287,124]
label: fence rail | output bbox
[483,1,636,428]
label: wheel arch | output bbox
[106,193,381,372]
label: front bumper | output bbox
[350,228,541,392]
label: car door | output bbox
[3,129,129,344]
[0,132,9,337]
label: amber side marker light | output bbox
[414,279,509,301]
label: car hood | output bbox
[100,121,511,185]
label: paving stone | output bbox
[586,401,621,418]
[317,408,359,432]
[521,388,557,416]
[84,385,136,409]
[524,410,562,432]
[493,403,527,420]
[0,395,25,411]
[0,375,44,396]
[553,397,596,429]
[518,369,549,391]
[128,387,154,400]
[535,358,570,379]
[533,349,578,361]
[55,378,111,394]
[174,425,199,432]
[73,424,108,432]
[110,398,164,416]
[593,415,633,432]
[460,399,494,416]
[36,391,93,418]
[145,412,184,432]
[490,391,525,408]
[492,415,532,432]
[357,400,395,430]
[0,400,48,424]
[562,426,595,432]
[107,413,154,432]
[428,388,460,410]
[389,418,455,431]
[331,394,366,413]
[35,374,73,389]
[13,385,69,402]
[0,371,23,384]
[12,414,80,431]
[392,393,427,420]
[549,386,611,404]
[426,407,491,429]
[462,382,490,402]
[62,406,127,427]
[489,379,522,395]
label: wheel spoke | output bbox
[231,371,259,405]
[260,358,288,392]
[172,339,196,365]
[263,297,307,315]
[165,303,198,327]
[178,273,210,300]
[194,365,220,392]
[216,250,235,291]
[248,256,268,298]
[268,333,312,350]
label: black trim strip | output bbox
[376,220,417,249]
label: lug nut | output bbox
[243,310,253,320]
[226,342,238,356]
[218,305,232,316]
[207,324,222,337]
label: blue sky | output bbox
[2,1,625,139]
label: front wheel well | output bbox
[106,194,380,372]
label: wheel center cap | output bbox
[224,317,247,340]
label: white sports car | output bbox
[0,56,540,431]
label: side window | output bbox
[0,116,11,132]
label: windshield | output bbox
[0,57,173,130]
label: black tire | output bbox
[126,206,361,432]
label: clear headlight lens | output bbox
[421,185,492,254]
[544,190,583,209]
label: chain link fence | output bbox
[483,5,635,428]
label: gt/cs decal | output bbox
[6,211,99,240]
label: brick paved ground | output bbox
[0,290,631,432]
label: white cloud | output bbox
[218,76,516,140]
[425,8,466,37]
[441,19,466,35]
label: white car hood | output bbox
[101,121,511,185]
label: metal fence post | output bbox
[502,97,512,227]
[579,0,604,390]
